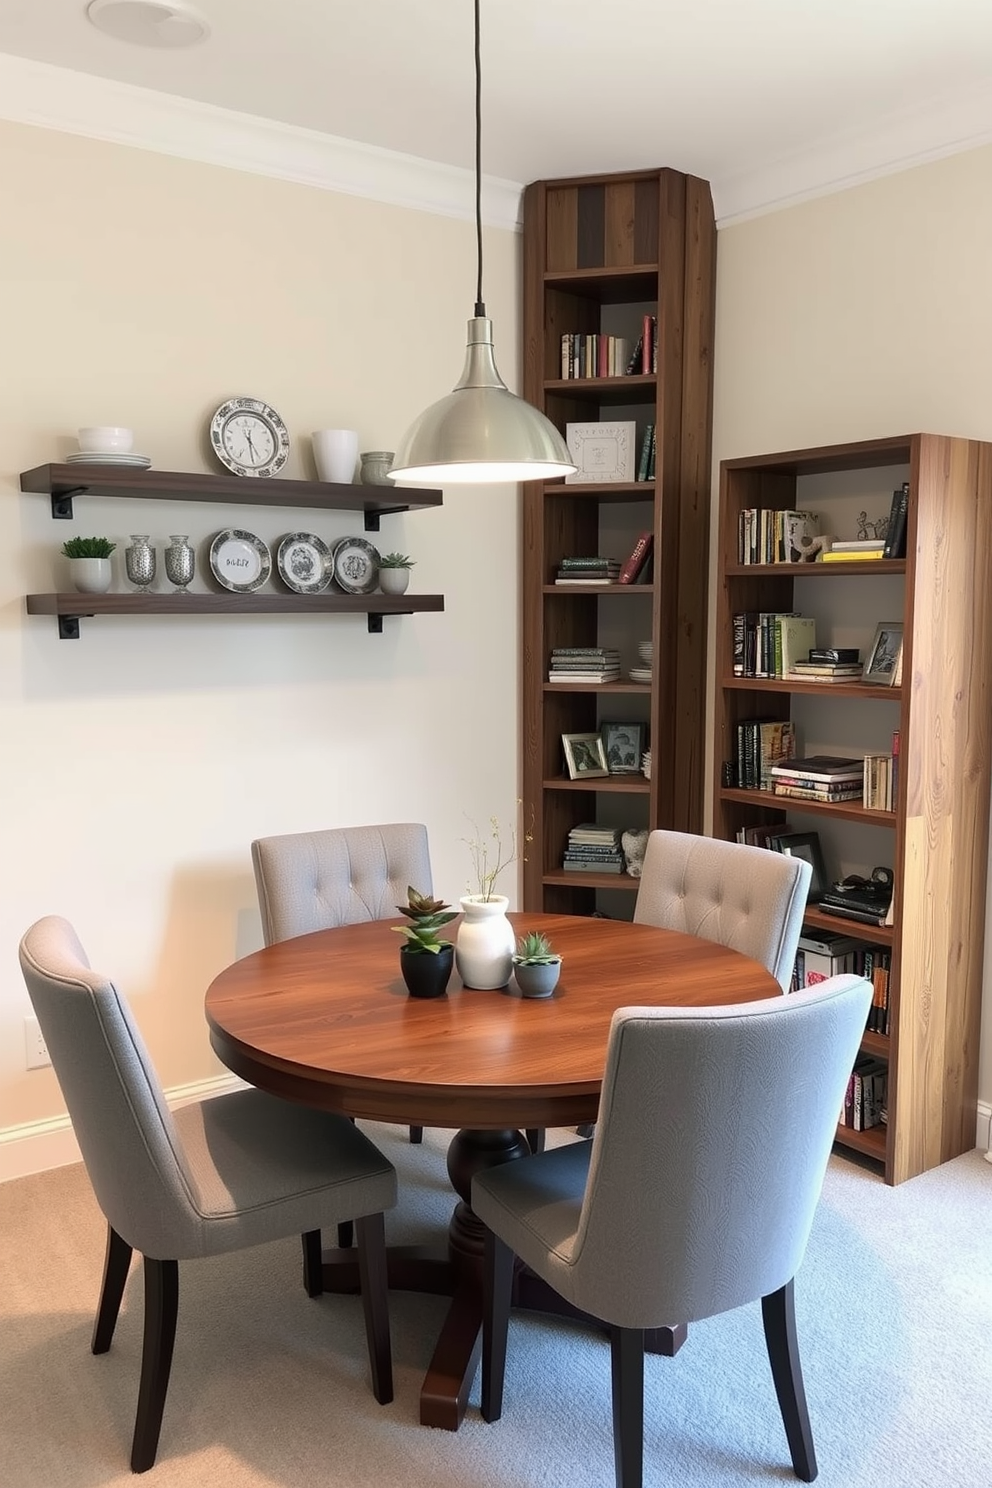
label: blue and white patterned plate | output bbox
[331,536,380,595]
[276,532,333,594]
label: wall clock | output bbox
[209,397,290,478]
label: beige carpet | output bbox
[1,1124,990,1487]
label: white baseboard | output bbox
[977,1100,992,1156]
[0,1074,245,1184]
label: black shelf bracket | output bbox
[57,615,82,640]
[367,612,384,634]
[362,505,405,533]
[52,487,86,520]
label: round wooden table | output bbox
[206,912,780,1429]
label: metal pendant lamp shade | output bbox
[389,316,575,484]
[388,0,576,487]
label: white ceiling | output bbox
[2,0,992,222]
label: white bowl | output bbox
[78,425,134,453]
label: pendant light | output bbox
[389,0,576,485]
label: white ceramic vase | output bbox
[378,567,410,595]
[455,894,515,989]
[312,429,359,484]
[69,557,112,594]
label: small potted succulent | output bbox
[61,536,116,594]
[512,931,562,998]
[393,886,457,998]
[378,552,415,596]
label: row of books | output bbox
[730,718,797,792]
[789,930,893,1034]
[842,1055,888,1131]
[562,823,624,873]
[864,738,900,810]
[557,314,658,380]
[770,754,863,804]
[732,614,871,684]
[554,534,654,587]
[836,483,908,561]
[548,646,619,683]
[737,508,819,565]
[636,424,656,481]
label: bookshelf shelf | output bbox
[522,167,717,914]
[714,433,992,1184]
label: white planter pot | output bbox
[378,567,411,595]
[455,894,515,989]
[69,557,112,594]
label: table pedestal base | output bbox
[319,1127,688,1430]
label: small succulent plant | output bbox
[393,885,457,954]
[512,931,561,966]
[378,551,415,568]
[61,536,117,558]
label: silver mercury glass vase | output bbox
[125,535,156,591]
[164,534,195,593]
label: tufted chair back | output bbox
[633,830,810,992]
[251,823,432,945]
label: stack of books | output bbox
[787,646,863,683]
[548,648,620,683]
[821,539,885,563]
[841,1055,888,1131]
[769,755,865,803]
[555,555,620,585]
[563,823,624,874]
[790,928,863,991]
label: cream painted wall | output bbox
[0,121,523,1133]
[712,143,992,1119]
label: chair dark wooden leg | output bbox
[302,1230,324,1296]
[91,1224,133,1355]
[480,1227,514,1423]
[336,1220,354,1249]
[409,1125,424,1143]
[610,1326,644,1488]
[131,1257,179,1474]
[762,1278,817,1483]
[525,1128,546,1154]
[355,1213,393,1405]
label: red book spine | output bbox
[641,313,653,374]
[619,531,653,584]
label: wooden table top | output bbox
[205,912,780,1128]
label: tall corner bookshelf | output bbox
[521,167,717,915]
[714,433,992,1184]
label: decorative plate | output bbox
[331,536,380,595]
[276,532,333,594]
[209,396,290,479]
[208,529,272,593]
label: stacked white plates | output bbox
[642,750,652,780]
[65,451,152,468]
[629,666,653,683]
[637,639,654,664]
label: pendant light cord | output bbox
[474,0,485,318]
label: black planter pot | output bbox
[400,942,454,998]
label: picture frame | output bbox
[768,830,829,903]
[562,731,610,780]
[600,721,644,775]
[564,421,636,485]
[863,621,904,686]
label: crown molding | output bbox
[0,51,524,232]
[714,79,992,226]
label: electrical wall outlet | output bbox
[24,1015,50,1070]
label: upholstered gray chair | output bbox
[251,821,434,1149]
[474,975,872,1488]
[633,829,812,992]
[19,915,397,1475]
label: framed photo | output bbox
[564,421,636,485]
[863,622,903,686]
[768,830,828,903]
[562,731,609,780]
[600,721,644,775]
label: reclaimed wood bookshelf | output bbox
[521,167,717,911]
[714,433,992,1183]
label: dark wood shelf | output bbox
[544,583,653,595]
[20,463,443,531]
[544,265,659,300]
[722,676,901,701]
[833,1122,887,1161]
[543,374,657,406]
[543,870,639,892]
[725,560,905,577]
[538,479,655,500]
[544,681,651,695]
[861,1030,890,1059]
[802,905,894,947]
[543,776,651,794]
[719,787,896,828]
[26,591,444,639]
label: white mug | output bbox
[312,429,359,484]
